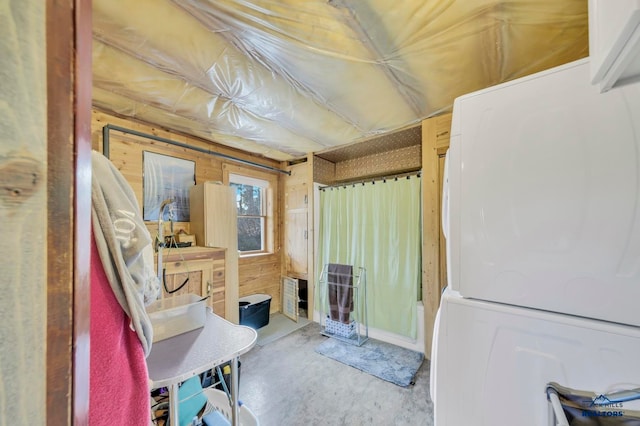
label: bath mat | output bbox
[314,337,424,387]
[256,313,311,346]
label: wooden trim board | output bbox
[421,113,452,358]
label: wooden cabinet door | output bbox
[190,182,238,323]
[161,258,211,299]
[157,248,226,317]
[286,184,308,210]
[284,182,308,278]
[285,210,308,277]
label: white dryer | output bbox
[447,58,640,327]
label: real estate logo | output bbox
[582,394,624,418]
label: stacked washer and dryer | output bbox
[431,58,640,425]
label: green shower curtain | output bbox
[317,175,421,339]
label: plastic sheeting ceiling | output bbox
[92,0,588,161]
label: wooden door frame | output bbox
[421,113,452,358]
[46,0,92,423]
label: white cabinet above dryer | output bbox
[589,0,640,92]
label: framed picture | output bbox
[143,151,195,221]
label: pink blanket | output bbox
[90,235,150,425]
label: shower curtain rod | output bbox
[320,169,421,190]
[101,124,291,175]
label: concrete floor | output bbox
[238,322,434,426]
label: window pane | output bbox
[237,217,264,251]
[231,183,263,216]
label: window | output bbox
[230,180,266,252]
[224,164,277,255]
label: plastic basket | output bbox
[147,293,206,343]
[325,317,356,338]
[201,388,259,426]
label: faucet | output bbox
[157,199,173,282]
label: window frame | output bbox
[230,180,266,253]
[223,163,277,256]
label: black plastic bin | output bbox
[238,294,271,329]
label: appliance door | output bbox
[448,58,640,327]
[432,288,640,426]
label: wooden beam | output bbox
[306,154,315,321]
[73,0,93,421]
[46,0,92,423]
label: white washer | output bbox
[431,288,640,425]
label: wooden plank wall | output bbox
[91,109,283,312]
[239,253,282,313]
[2,2,47,423]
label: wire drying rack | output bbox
[317,264,368,346]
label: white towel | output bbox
[91,150,160,356]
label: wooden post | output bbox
[421,113,452,358]
[46,0,93,423]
